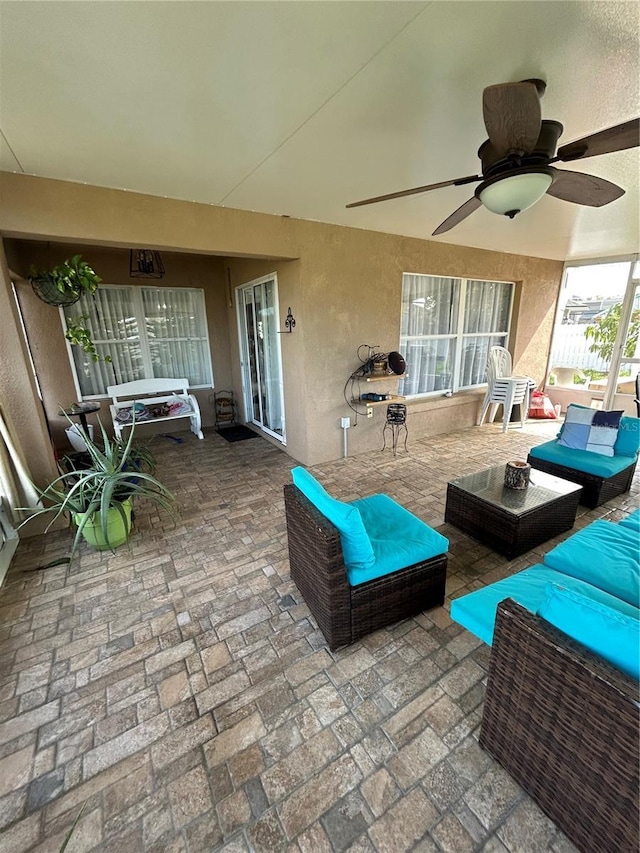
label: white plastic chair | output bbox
[550,366,587,387]
[479,347,531,433]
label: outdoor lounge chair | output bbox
[283,469,448,650]
[480,599,639,853]
[528,408,640,508]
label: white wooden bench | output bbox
[107,378,204,440]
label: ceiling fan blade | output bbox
[547,168,625,207]
[346,174,481,208]
[482,82,542,156]
[556,118,639,162]
[432,196,482,236]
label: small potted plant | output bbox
[29,254,101,307]
[18,419,176,556]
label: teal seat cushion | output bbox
[449,565,639,646]
[291,467,375,571]
[529,440,636,478]
[619,508,640,534]
[538,583,640,680]
[348,493,448,586]
[614,416,640,457]
[543,519,639,607]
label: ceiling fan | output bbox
[346,79,640,236]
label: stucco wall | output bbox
[0,171,564,467]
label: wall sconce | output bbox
[278,307,296,333]
[129,249,165,279]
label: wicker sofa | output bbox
[528,411,640,508]
[481,598,639,853]
[283,468,448,650]
[451,511,640,852]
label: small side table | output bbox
[60,402,101,437]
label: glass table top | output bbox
[448,464,582,517]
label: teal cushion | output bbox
[290,467,375,571]
[529,440,636,478]
[348,493,448,586]
[614,416,640,457]
[619,508,640,534]
[450,565,638,646]
[538,583,640,680]
[543,519,639,607]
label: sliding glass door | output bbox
[237,275,285,442]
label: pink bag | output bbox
[528,389,557,419]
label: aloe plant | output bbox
[18,417,176,556]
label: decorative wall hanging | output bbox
[278,307,296,333]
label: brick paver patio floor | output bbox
[0,420,637,852]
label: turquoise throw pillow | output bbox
[538,583,640,680]
[614,416,640,457]
[291,467,375,571]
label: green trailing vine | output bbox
[64,316,112,363]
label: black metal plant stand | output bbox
[382,403,408,456]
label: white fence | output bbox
[548,324,609,372]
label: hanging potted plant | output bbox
[29,254,112,364]
[18,419,176,555]
[29,254,102,307]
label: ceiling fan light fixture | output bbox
[477,169,554,217]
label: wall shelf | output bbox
[353,394,406,407]
[364,372,406,382]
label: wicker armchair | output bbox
[480,599,639,853]
[526,452,636,508]
[283,483,447,650]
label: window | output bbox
[64,285,214,397]
[399,273,514,397]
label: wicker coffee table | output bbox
[445,465,582,559]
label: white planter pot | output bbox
[65,424,94,452]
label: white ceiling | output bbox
[1,1,638,261]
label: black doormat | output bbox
[216,425,261,443]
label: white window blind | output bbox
[399,274,513,397]
[64,285,213,397]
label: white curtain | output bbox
[143,288,209,385]
[66,286,142,394]
[399,275,459,396]
[464,280,511,334]
[0,406,41,524]
[66,286,211,395]
[399,274,512,395]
